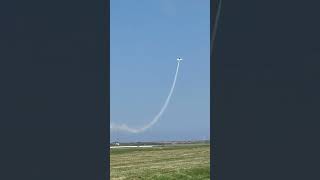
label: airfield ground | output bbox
[110,143,210,180]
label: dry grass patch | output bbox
[110,144,210,180]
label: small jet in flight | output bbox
[177,57,183,62]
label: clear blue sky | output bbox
[111,0,210,142]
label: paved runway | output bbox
[110,145,154,149]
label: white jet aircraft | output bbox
[177,57,183,62]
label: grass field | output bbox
[110,144,210,180]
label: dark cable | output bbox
[211,0,222,54]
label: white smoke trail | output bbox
[111,61,181,133]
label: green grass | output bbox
[110,144,210,180]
